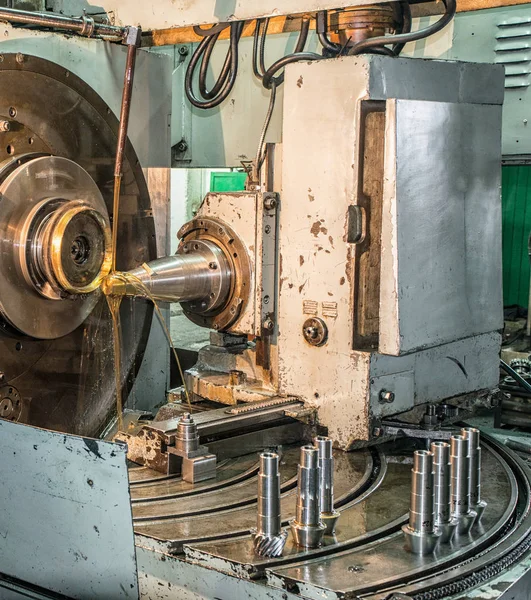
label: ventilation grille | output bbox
[496,16,531,89]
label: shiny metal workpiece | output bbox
[431,441,457,543]
[290,445,326,548]
[102,238,231,312]
[315,436,340,534]
[251,452,287,557]
[450,435,477,535]
[402,450,441,555]
[462,427,487,522]
[167,414,217,483]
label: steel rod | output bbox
[0,7,125,39]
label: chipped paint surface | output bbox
[0,419,138,599]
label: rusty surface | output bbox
[329,5,397,46]
[352,102,386,351]
[142,1,523,47]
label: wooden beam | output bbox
[142,0,531,47]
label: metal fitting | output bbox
[251,452,287,557]
[461,427,487,522]
[315,436,340,535]
[450,435,477,535]
[402,450,441,555]
[379,390,395,404]
[431,441,457,543]
[290,445,326,548]
[0,120,10,131]
[167,413,217,483]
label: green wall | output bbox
[502,165,531,307]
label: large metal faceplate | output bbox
[0,54,156,436]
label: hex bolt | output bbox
[264,195,278,210]
[431,441,457,543]
[450,435,477,535]
[290,445,326,548]
[175,139,188,153]
[402,450,441,555]
[315,436,340,534]
[263,319,274,331]
[175,413,199,454]
[251,452,287,557]
[461,427,487,522]
[379,390,395,404]
[178,45,189,56]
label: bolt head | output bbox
[378,390,395,404]
[208,262,218,270]
[178,46,189,56]
[263,319,274,331]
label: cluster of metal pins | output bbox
[402,427,486,555]
[252,436,340,557]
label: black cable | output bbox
[316,10,341,55]
[253,16,312,88]
[349,0,455,56]
[262,51,321,89]
[185,21,244,109]
[500,360,531,395]
[392,0,412,56]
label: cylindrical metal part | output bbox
[409,451,435,534]
[290,445,326,548]
[315,436,340,534]
[296,446,320,526]
[257,452,282,536]
[0,7,125,39]
[450,434,477,534]
[175,413,200,454]
[462,427,487,521]
[102,240,232,311]
[450,436,470,517]
[431,441,457,543]
[251,452,287,557]
[402,450,441,555]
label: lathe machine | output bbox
[0,2,529,599]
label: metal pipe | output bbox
[251,452,287,557]
[450,435,477,535]
[315,436,340,534]
[102,240,232,308]
[0,7,125,40]
[461,428,487,522]
[290,445,326,548]
[402,450,440,555]
[431,442,457,543]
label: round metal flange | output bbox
[177,216,251,331]
[303,317,328,347]
[0,53,156,436]
[0,155,111,339]
[0,379,22,421]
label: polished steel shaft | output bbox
[252,452,287,557]
[315,436,340,534]
[462,427,487,521]
[290,445,326,548]
[431,442,456,543]
[402,450,440,554]
[175,413,200,454]
[450,435,477,534]
[102,239,231,309]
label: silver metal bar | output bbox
[462,427,487,522]
[431,441,457,543]
[290,445,326,548]
[103,240,231,306]
[251,452,287,557]
[450,435,477,534]
[315,436,340,535]
[402,450,440,555]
